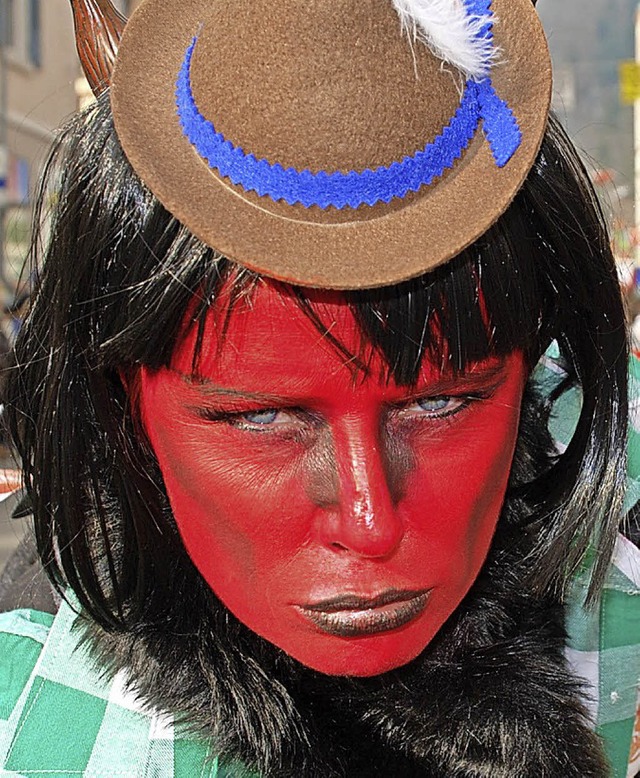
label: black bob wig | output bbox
[4,94,629,633]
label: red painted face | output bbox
[139,281,528,677]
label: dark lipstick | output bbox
[297,589,430,637]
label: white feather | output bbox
[391,0,497,81]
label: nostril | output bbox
[331,504,405,559]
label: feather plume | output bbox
[391,0,497,81]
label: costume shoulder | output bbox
[0,608,53,720]
[535,348,640,775]
[0,600,245,777]
[566,536,640,778]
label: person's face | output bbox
[139,282,528,676]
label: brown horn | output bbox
[69,0,127,98]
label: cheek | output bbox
[139,380,312,583]
[405,393,523,580]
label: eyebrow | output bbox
[184,382,297,404]
[402,361,508,397]
[171,359,508,405]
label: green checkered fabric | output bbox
[0,348,637,777]
[535,347,640,778]
[0,598,258,777]
[565,539,640,778]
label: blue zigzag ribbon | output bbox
[175,2,521,210]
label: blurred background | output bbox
[1,0,640,573]
[539,0,640,288]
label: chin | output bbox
[278,628,432,677]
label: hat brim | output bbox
[111,0,551,290]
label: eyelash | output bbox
[196,405,308,429]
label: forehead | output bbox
[172,281,377,385]
[169,280,506,396]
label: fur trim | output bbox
[391,0,497,81]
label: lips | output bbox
[296,589,430,637]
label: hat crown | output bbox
[190,0,461,174]
[111,0,552,287]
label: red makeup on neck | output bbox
[139,281,527,676]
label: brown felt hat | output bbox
[111,0,552,289]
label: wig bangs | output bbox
[141,231,545,391]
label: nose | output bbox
[310,418,405,559]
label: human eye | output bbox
[394,394,471,422]
[194,405,310,434]
[232,408,295,429]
